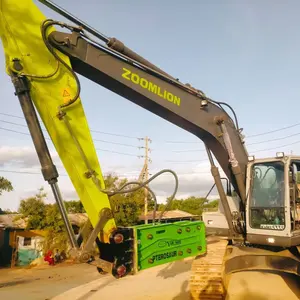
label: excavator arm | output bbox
[0,0,249,279]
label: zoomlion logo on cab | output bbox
[122,67,181,106]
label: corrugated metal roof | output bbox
[0,213,88,229]
[0,214,25,229]
[139,209,198,220]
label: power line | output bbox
[0,126,50,139]
[250,139,300,153]
[247,122,300,138]
[2,112,300,155]
[0,113,24,119]
[0,169,68,176]
[2,122,299,159]
[0,119,142,149]
[165,158,208,163]
[0,168,213,177]
[91,129,141,140]
[93,139,143,149]
[171,138,300,156]
[0,127,142,158]
[169,131,300,153]
[95,148,143,157]
[246,132,300,146]
[0,113,142,139]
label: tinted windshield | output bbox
[249,161,285,230]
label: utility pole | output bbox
[137,136,151,224]
[144,136,149,224]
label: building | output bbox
[0,213,88,268]
[138,209,200,224]
[0,214,46,267]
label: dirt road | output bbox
[0,258,194,300]
[1,237,299,300]
[52,259,194,300]
[0,263,102,300]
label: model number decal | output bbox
[158,240,181,248]
[122,67,181,106]
[260,224,284,230]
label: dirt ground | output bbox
[0,258,194,300]
[0,237,299,300]
[0,262,103,300]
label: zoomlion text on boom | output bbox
[122,67,181,106]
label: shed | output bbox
[0,213,88,267]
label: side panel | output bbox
[0,0,116,242]
[135,221,206,271]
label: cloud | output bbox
[17,184,79,203]
[150,173,215,195]
[148,164,227,202]
[60,189,79,200]
[0,146,59,168]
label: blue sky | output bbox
[1,0,300,211]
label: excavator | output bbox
[0,0,300,299]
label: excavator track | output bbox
[189,237,228,300]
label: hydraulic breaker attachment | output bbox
[91,220,206,278]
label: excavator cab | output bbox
[246,153,300,247]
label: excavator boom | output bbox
[49,29,249,190]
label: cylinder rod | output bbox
[220,122,246,204]
[205,146,236,238]
[38,0,109,43]
[51,183,78,248]
[11,73,78,249]
[39,0,175,80]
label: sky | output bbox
[1,0,300,211]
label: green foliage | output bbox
[18,187,70,253]
[0,177,13,212]
[0,176,13,196]
[18,187,47,229]
[42,206,69,253]
[159,196,210,216]
[104,173,154,226]
[17,175,220,254]
[205,199,219,209]
[64,200,85,213]
[0,208,17,214]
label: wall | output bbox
[15,233,44,266]
[0,229,13,267]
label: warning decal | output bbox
[62,89,70,97]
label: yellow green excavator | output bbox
[0,1,299,299]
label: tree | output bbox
[0,208,17,215]
[0,176,13,213]
[64,200,85,213]
[18,187,71,253]
[18,187,47,229]
[42,203,70,253]
[159,196,219,216]
[204,199,219,209]
[0,176,13,195]
[104,173,150,226]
